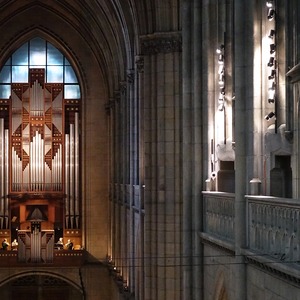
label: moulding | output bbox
[286,63,300,83]
[140,31,182,55]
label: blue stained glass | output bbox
[65,66,78,83]
[12,66,28,82]
[47,66,63,82]
[0,66,11,83]
[47,44,63,65]
[2,38,80,99]
[64,58,71,65]
[30,38,46,66]
[64,85,80,99]
[12,43,28,65]
[0,85,11,98]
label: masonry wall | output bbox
[203,243,300,300]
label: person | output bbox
[2,238,9,250]
[65,239,73,250]
[55,237,64,250]
[11,239,18,250]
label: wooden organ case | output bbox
[0,69,81,263]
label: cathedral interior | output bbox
[0,1,299,300]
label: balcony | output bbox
[0,249,86,268]
[201,192,300,283]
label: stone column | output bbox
[234,0,250,299]
[192,0,204,299]
[141,31,182,300]
[182,0,193,299]
[135,55,145,299]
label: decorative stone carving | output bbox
[247,196,300,262]
[135,55,144,73]
[140,32,182,55]
[127,71,134,84]
[203,193,235,243]
[120,81,127,95]
[265,124,293,154]
[105,98,116,115]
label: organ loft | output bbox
[0,67,81,262]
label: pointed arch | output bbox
[214,271,229,300]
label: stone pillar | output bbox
[135,55,145,299]
[286,67,300,198]
[141,31,182,300]
[192,0,204,299]
[234,0,251,299]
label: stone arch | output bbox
[214,271,228,300]
[0,270,84,299]
[0,2,116,260]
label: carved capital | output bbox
[119,81,127,95]
[140,31,182,55]
[127,70,134,84]
[135,56,144,73]
[105,98,116,115]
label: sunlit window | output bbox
[0,37,81,99]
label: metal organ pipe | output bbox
[30,139,32,190]
[28,132,47,191]
[65,134,70,228]
[64,121,79,229]
[37,133,40,190]
[52,144,62,191]
[58,144,62,190]
[4,130,9,228]
[45,162,50,190]
[32,81,43,117]
[75,113,79,227]
[70,124,75,228]
[12,150,22,192]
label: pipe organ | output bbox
[0,68,81,257]
[11,76,64,193]
[0,118,9,229]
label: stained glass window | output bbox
[0,37,81,99]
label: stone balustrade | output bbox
[203,192,300,267]
[203,192,235,243]
[247,196,300,263]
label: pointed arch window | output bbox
[0,37,81,99]
[0,37,81,246]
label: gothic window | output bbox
[0,37,80,99]
[0,37,81,244]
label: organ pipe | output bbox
[65,133,70,228]
[4,130,9,228]
[31,81,43,117]
[65,118,79,229]
[8,73,81,232]
[75,113,80,226]
[70,124,74,228]
[31,225,41,263]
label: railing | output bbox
[203,192,235,243]
[247,196,300,263]
[0,249,85,267]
